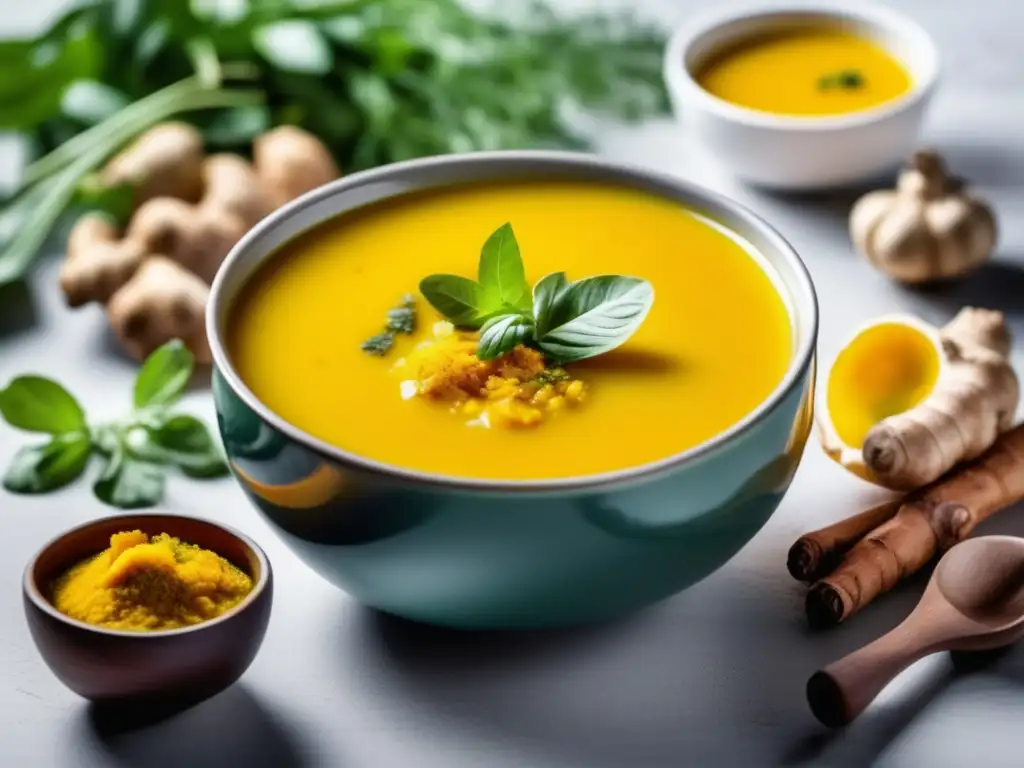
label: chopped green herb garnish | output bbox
[818,69,865,91]
[361,332,395,356]
[386,294,417,334]
[362,295,417,356]
[533,368,571,386]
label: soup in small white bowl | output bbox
[664,2,940,190]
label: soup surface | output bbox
[229,180,792,480]
[694,28,912,116]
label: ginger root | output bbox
[59,213,145,307]
[108,257,212,363]
[798,422,1024,627]
[863,307,1019,490]
[59,123,340,363]
[254,125,341,207]
[100,122,205,208]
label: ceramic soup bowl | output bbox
[664,2,940,190]
[207,152,818,629]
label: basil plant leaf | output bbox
[536,276,654,364]
[478,222,530,312]
[532,271,569,338]
[93,449,166,509]
[133,339,194,411]
[252,20,334,75]
[0,376,86,434]
[477,314,534,361]
[3,434,91,494]
[130,415,229,478]
[419,274,489,328]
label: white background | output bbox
[2,1,1024,765]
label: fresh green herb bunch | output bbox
[0,0,669,284]
[420,222,654,364]
[0,339,227,509]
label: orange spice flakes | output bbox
[391,322,588,428]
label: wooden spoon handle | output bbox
[807,625,928,727]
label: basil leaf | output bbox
[478,222,530,312]
[477,314,534,361]
[203,104,271,147]
[532,271,569,338]
[0,376,86,434]
[3,434,91,494]
[60,80,130,126]
[419,274,489,328]
[136,415,229,478]
[537,276,654,364]
[133,339,194,411]
[93,450,165,509]
[253,21,334,75]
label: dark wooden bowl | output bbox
[23,513,272,707]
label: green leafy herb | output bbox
[478,223,531,313]
[532,271,570,338]
[535,276,654,364]
[3,434,92,494]
[477,314,535,361]
[361,332,395,356]
[418,275,490,328]
[93,450,166,510]
[386,294,417,334]
[532,368,570,386]
[420,223,654,365]
[0,340,226,508]
[0,1,668,285]
[0,375,86,434]
[818,69,865,91]
[133,338,194,410]
[361,294,418,356]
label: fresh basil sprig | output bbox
[419,223,654,364]
[0,340,227,509]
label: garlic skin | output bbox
[850,150,997,285]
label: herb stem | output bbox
[22,77,202,187]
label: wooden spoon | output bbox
[807,535,1024,727]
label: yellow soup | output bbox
[229,180,792,480]
[695,28,912,116]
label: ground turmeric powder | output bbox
[52,531,252,631]
[390,321,588,428]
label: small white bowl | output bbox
[664,2,940,190]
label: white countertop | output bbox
[3,0,1024,765]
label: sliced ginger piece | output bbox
[819,307,1019,490]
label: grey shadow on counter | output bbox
[77,683,310,768]
[899,259,1024,319]
[343,562,949,768]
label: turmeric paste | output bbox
[52,530,253,631]
[390,321,588,429]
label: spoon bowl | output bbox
[808,535,1024,727]
[934,536,1024,630]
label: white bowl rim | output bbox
[207,150,819,495]
[664,0,941,131]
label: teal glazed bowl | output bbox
[207,152,818,629]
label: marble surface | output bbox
[2,0,1024,765]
